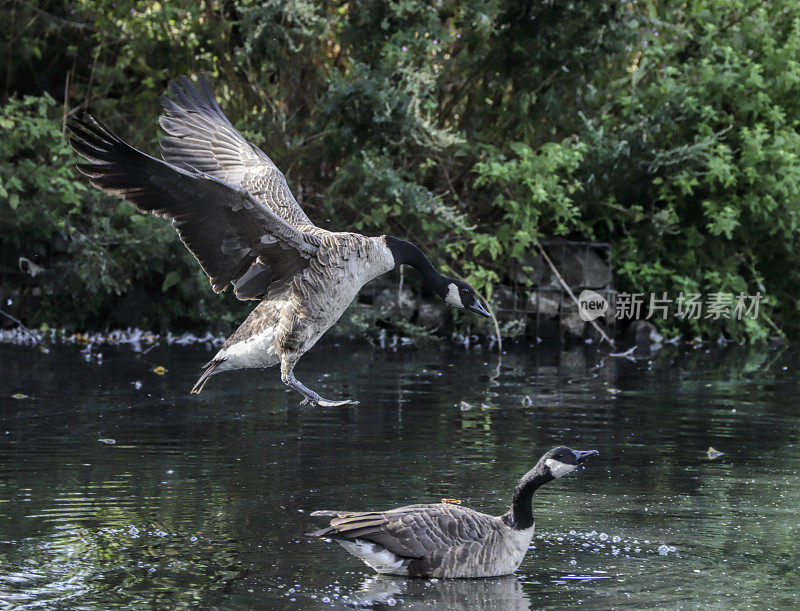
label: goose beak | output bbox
[467,301,491,318]
[573,449,599,464]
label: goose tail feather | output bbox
[191,359,223,394]
[307,510,348,537]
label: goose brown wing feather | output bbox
[159,74,313,228]
[68,115,319,297]
[310,504,497,559]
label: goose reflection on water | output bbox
[348,574,531,610]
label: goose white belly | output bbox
[337,540,410,576]
[212,299,288,371]
[214,326,280,371]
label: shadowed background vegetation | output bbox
[2,0,799,341]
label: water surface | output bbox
[1,340,798,608]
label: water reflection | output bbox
[1,340,799,608]
[349,575,530,610]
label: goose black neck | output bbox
[506,465,553,530]
[385,236,444,290]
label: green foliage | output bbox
[573,0,800,341]
[1,0,798,341]
[327,151,469,234]
[474,139,588,260]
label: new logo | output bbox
[578,290,609,322]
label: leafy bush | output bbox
[573,1,800,341]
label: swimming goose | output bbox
[67,75,489,406]
[308,446,598,578]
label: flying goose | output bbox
[68,75,489,406]
[308,446,598,578]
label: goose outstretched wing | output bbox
[310,504,499,559]
[68,116,320,299]
[159,74,314,229]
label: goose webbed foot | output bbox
[300,396,360,408]
[281,361,358,407]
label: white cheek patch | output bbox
[545,458,577,479]
[444,283,463,307]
